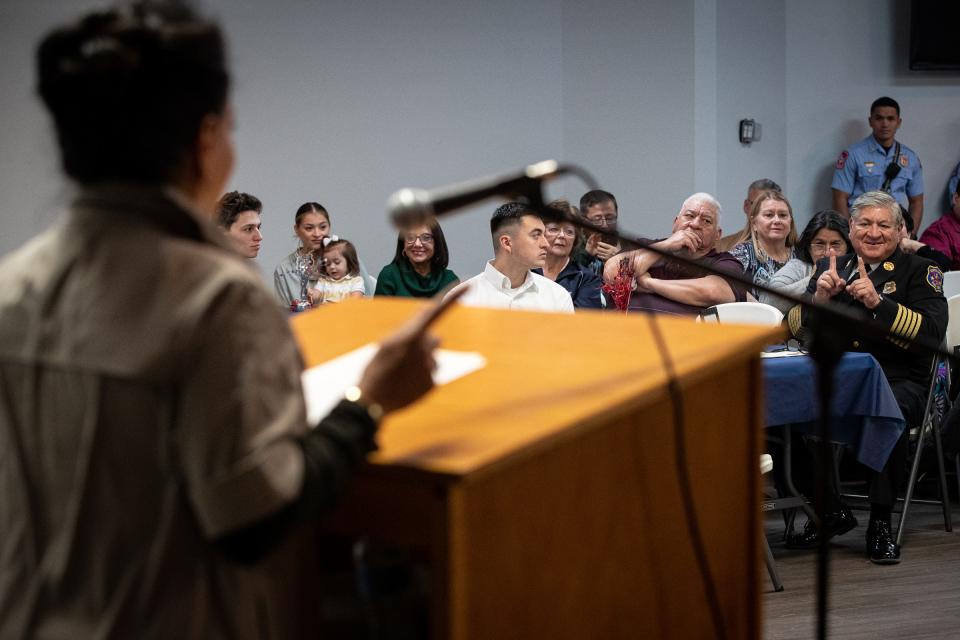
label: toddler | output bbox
[308,237,365,304]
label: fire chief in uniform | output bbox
[787,191,946,564]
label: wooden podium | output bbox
[291,298,781,639]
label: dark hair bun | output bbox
[37,1,229,184]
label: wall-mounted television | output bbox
[910,2,960,70]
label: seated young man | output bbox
[446,202,574,313]
[217,190,263,259]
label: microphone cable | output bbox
[646,311,728,640]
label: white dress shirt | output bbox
[448,261,574,313]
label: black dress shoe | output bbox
[784,507,858,549]
[866,519,901,564]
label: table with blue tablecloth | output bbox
[762,351,905,471]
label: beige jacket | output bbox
[0,186,315,638]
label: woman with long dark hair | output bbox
[274,201,378,309]
[375,218,459,297]
[759,210,851,313]
[273,201,331,308]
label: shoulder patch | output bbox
[926,265,944,293]
[899,154,908,167]
[836,150,848,170]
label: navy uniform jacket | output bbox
[787,248,946,385]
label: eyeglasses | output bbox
[544,226,576,238]
[810,240,847,251]
[404,233,434,245]
[587,215,617,225]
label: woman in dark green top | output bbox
[375,219,459,297]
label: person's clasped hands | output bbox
[585,233,620,261]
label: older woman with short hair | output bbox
[534,199,603,309]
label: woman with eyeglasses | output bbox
[759,210,851,313]
[375,219,459,298]
[533,200,604,309]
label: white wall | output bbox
[0,2,96,250]
[3,0,959,281]
[221,0,569,280]
[561,0,696,229]
[785,0,960,232]
[713,0,786,235]
[0,0,697,282]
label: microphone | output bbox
[387,160,569,227]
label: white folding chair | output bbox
[945,295,960,507]
[896,352,953,546]
[697,301,784,327]
[760,454,784,592]
[946,295,960,351]
[362,273,377,297]
[942,272,960,301]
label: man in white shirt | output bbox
[448,202,574,313]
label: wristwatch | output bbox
[344,385,384,422]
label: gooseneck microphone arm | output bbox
[387,160,602,228]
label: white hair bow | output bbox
[322,235,340,247]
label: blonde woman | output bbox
[729,190,798,293]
